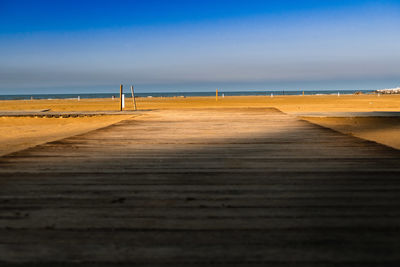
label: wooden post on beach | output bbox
[131,85,137,111]
[216,89,218,101]
[119,84,123,111]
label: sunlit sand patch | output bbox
[0,115,132,156]
[303,116,400,150]
[0,94,399,112]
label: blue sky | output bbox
[0,0,399,94]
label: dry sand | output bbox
[0,94,399,154]
[1,94,399,112]
[303,116,400,150]
[0,115,132,156]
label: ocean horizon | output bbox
[0,89,374,100]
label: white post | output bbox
[122,94,125,109]
[78,96,80,101]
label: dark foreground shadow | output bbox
[0,108,400,266]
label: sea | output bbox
[0,90,374,100]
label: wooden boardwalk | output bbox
[0,108,400,266]
[0,110,139,118]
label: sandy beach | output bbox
[0,115,132,156]
[303,116,400,150]
[1,94,400,112]
[0,94,399,155]
[3,1,400,264]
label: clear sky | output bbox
[0,0,399,94]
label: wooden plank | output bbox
[0,108,399,265]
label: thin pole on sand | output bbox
[131,85,137,111]
[119,84,123,111]
[216,88,218,101]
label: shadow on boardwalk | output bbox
[0,108,400,266]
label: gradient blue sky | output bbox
[1,0,399,94]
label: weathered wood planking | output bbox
[0,110,140,118]
[0,108,400,266]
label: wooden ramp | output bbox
[0,108,400,266]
